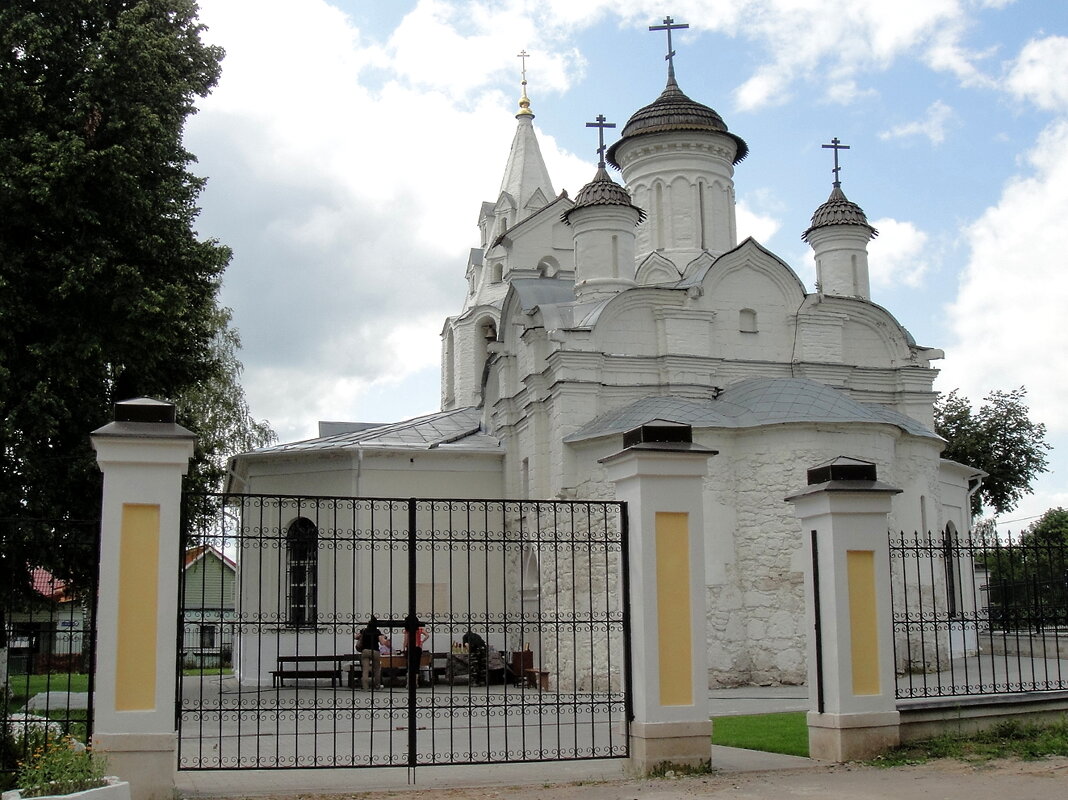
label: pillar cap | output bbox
[807,456,877,484]
[623,419,692,448]
[785,456,900,501]
[91,397,195,440]
[601,419,717,465]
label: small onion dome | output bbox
[606,77,748,168]
[802,185,879,242]
[562,167,647,226]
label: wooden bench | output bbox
[272,654,352,687]
[524,668,550,691]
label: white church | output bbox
[228,48,980,687]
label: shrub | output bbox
[15,733,107,798]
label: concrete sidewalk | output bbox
[709,685,808,716]
[177,686,818,797]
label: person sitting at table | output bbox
[357,616,387,690]
[462,629,487,686]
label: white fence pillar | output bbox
[603,422,716,773]
[91,399,195,800]
[786,457,901,761]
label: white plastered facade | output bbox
[229,75,979,687]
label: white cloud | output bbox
[879,100,955,144]
[723,0,996,110]
[183,0,1039,445]
[940,120,1068,434]
[867,219,931,288]
[736,199,782,245]
[1005,36,1068,113]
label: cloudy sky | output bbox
[185,0,1068,532]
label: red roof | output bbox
[184,544,236,571]
[30,567,73,602]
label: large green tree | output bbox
[0,1,250,599]
[177,306,276,532]
[981,508,1068,630]
[934,387,1051,516]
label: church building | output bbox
[228,40,980,687]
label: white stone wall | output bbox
[614,131,740,266]
[528,503,625,693]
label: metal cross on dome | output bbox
[822,137,850,187]
[649,15,689,78]
[517,49,529,84]
[586,114,616,169]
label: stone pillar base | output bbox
[93,733,176,800]
[807,711,900,761]
[628,720,711,774]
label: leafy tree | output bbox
[980,508,1068,631]
[1019,507,1068,546]
[934,387,1050,516]
[177,306,276,536]
[0,1,251,601]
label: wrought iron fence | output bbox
[1,519,98,785]
[891,528,1068,698]
[177,493,630,769]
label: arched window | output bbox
[739,308,758,333]
[537,256,560,278]
[286,517,318,627]
[491,262,503,283]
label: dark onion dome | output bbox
[562,167,647,225]
[605,76,748,168]
[802,185,879,241]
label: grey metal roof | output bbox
[563,167,646,224]
[246,407,500,455]
[508,278,578,313]
[563,377,937,442]
[802,185,878,241]
[606,76,748,167]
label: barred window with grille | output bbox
[286,517,319,626]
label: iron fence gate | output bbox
[1,518,98,783]
[177,494,630,769]
[890,528,1068,698]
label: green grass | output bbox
[181,666,233,676]
[869,719,1068,766]
[5,673,89,704]
[712,711,809,757]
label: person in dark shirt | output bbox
[357,616,387,690]
[462,629,487,686]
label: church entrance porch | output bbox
[176,494,630,769]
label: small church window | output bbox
[491,263,503,283]
[286,517,318,627]
[739,308,758,333]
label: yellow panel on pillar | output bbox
[847,549,880,696]
[656,511,693,706]
[116,503,160,711]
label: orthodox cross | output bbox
[517,49,529,84]
[649,15,689,78]
[586,114,616,169]
[822,137,850,187]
